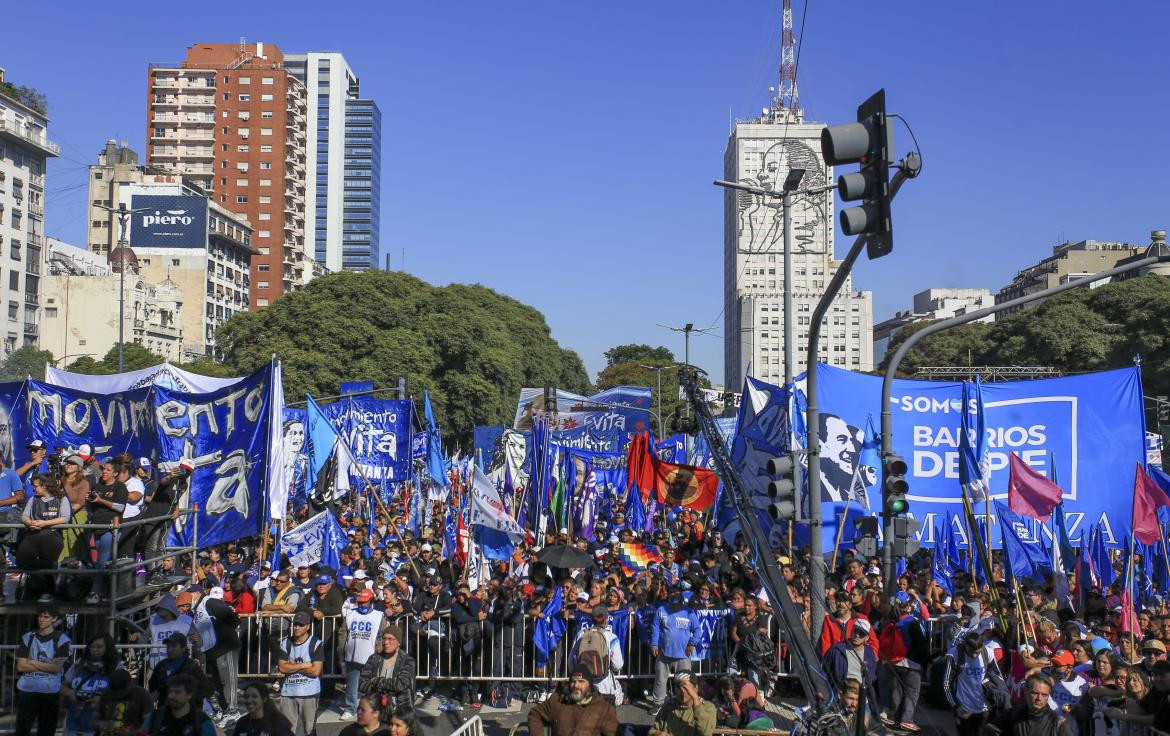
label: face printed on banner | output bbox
[818,414,861,503]
[284,419,305,454]
[0,402,12,468]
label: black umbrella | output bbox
[536,544,595,569]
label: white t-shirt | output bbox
[148,613,194,668]
[123,477,146,519]
[343,607,384,664]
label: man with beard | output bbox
[525,670,619,736]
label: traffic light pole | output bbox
[878,252,1170,589]
[805,168,910,644]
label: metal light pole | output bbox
[878,251,1170,590]
[637,363,666,437]
[94,202,149,372]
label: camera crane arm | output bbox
[681,366,844,728]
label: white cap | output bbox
[208,587,224,600]
[353,569,368,580]
[421,543,434,552]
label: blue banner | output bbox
[318,396,413,483]
[412,431,428,462]
[280,408,311,511]
[655,434,687,463]
[25,380,156,462]
[809,364,1146,549]
[691,608,734,661]
[721,376,792,550]
[159,366,272,548]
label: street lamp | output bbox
[94,202,149,372]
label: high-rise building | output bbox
[146,42,308,307]
[0,68,57,355]
[873,288,994,364]
[286,52,381,272]
[723,110,873,388]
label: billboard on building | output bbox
[129,195,208,248]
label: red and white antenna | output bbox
[776,0,802,122]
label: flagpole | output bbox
[351,460,421,580]
[830,498,852,573]
[961,484,1000,605]
[1127,528,1137,656]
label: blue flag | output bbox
[958,378,989,502]
[932,525,954,595]
[1052,504,1075,609]
[424,390,449,488]
[1089,523,1116,589]
[306,395,340,486]
[533,588,567,665]
[995,501,1047,583]
[627,484,649,534]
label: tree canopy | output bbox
[0,346,54,382]
[603,344,674,367]
[596,344,710,435]
[216,270,591,445]
[879,274,1170,397]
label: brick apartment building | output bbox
[145,42,308,308]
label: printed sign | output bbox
[129,195,208,248]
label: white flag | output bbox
[470,466,525,540]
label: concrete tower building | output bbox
[146,41,308,307]
[722,109,874,389]
[286,52,381,272]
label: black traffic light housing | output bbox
[543,385,558,414]
[853,515,880,558]
[883,453,909,517]
[820,89,894,259]
[766,453,802,522]
[891,515,921,557]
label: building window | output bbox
[238,111,250,120]
[260,145,272,153]
[260,162,272,170]
[8,273,17,290]
[257,281,269,289]
[261,111,273,119]
[172,259,180,266]
[259,196,271,204]
[258,264,270,272]
[237,145,249,152]
[222,76,230,83]
[236,163,249,172]
[239,94,251,101]
[259,179,271,186]
[258,230,270,237]
[260,94,273,102]
[46,307,57,318]
[236,178,249,186]
[7,302,16,320]
[261,77,274,85]
[236,196,248,204]
[258,213,271,221]
[259,247,270,255]
[257,298,269,306]
[260,128,272,136]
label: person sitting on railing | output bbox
[259,568,303,615]
[83,458,128,603]
[359,624,415,719]
[17,473,70,591]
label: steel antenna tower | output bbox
[776,0,803,122]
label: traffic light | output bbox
[820,89,894,259]
[891,515,921,557]
[766,453,802,522]
[395,376,408,400]
[543,385,558,414]
[853,515,880,558]
[883,454,909,516]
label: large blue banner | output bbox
[280,408,311,511]
[25,380,156,462]
[159,366,271,548]
[808,364,1146,549]
[513,386,652,436]
[318,397,413,484]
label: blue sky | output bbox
[6,1,1168,385]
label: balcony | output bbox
[22,322,37,337]
[183,96,216,107]
[0,119,60,157]
[151,95,179,106]
[23,292,38,307]
[29,173,44,189]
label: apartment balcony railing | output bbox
[0,119,59,156]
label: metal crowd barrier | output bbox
[235,609,795,685]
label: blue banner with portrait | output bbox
[280,408,311,511]
[159,366,272,548]
[25,380,156,462]
[318,397,413,484]
[806,363,1146,550]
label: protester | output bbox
[61,633,121,736]
[141,674,217,736]
[94,669,154,736]
[14,602,70,736]
[526,670,620,736]
[359,625,415,717]
[277,610,324,736]
[147,633,213,711]
[341,588,386,718]
[192,585,242,724]
[84,459,128,602]
[649,672,717,736]
[16,474,71,595]
[987,673,1074,736]
[337,697,392,736]
[230,682,294,736]
[648,590,698,707]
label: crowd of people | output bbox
[7,437,1170,736]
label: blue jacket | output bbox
[651,604,699,659]
[823,640,877,688]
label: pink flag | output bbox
[1120,587,1142,634]
[1007,453,1063,522]
[1132,463,1170,544]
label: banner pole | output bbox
[1127,528,1137,656]
[830,498,852,573]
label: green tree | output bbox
[0,346,55,381]
[602,344,674,366]
[216,270,591,445]
[66,344,164,375]
[878,275,1170,404]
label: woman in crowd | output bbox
[61,633,120,736]
[231,682,294,736]
[338,697,392,736]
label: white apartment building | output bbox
[723,114,873,388]
[0,69,57,356]
[41,238,184,364]
[873,288,994,364]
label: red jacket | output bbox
[819,614,879,656]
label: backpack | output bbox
[573,628,611,683]
[878,621,909,662]
[740,631,776,669]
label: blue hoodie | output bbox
[651,601,699,658]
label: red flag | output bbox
[1133,463,1170,544]
[625,431,717,510]
[1007,453,1063,522]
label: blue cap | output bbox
[894,591,912,605]
[315,574,332,585]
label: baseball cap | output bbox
[569,669,588,681]
[673,672,692,684]
[428,575,443,585]
[135,457,152,470]
[208,587,224,600]
[1050,650,1075,666]
[576,591,589,602]
[175,592,193,607]
[420,543,433,552]
[292,611,312,626]
[77,443,94,459]
[355,589,374,604]
[852,619,872,635]
[893,591,912,605]
[64,454,85,468]
[315,574,332,586]
[353,569,368,580]
[26,439,46,450]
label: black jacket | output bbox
[988,705,1073,736]
[359,650,416,714]
[148,655,213,707]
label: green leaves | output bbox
[215,270,591,445]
